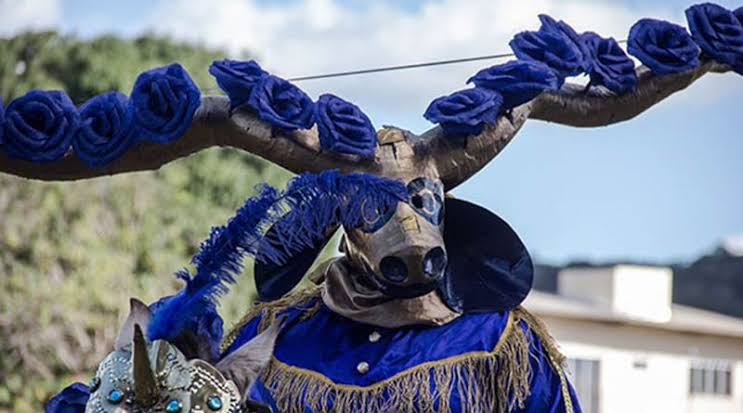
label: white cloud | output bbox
[0,0,62,36]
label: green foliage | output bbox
[0,32,297,412]
[0,31,222,104]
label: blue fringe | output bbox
[147,170,407,342]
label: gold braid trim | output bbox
[221,286,323,353]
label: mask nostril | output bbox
[379,256,408,282]
[422,247,447,278]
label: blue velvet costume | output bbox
[223,294,580,413]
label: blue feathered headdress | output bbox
[147,170,407,343]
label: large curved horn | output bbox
[0,96,371,181]
[529,60,730,127]
[132,324,158,407]
[424,104,532,191]
[426,60,731,190]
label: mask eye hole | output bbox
[360,198,395,233]
[411,194,424,209]
[420,193,436,214]
[407,178,443,225]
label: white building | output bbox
[524,265,743,413]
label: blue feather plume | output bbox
[147,170,408,342]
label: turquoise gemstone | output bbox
[207,395,223,410]
[107,389,123,404]
[165,399,182,413]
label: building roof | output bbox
[524,290,743,339]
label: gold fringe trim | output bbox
[513,306,566,367]
[221,286,323,353]
[515,306,573,413]
[260,309,534,413]
[223,288,571,413]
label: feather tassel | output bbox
[148,170,407,342]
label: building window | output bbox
[689,361,732,396]
[566,358,600,413]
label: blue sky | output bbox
[2,0,742,264]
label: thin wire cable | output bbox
[200,51,515,93]
[201,50,515,92]
[287,51,515,81]
[204,38,628,91]
[288,39,626,82]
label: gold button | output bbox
[356,362,369,374]
[369,331,381,343]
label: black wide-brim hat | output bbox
[437,198,534,313]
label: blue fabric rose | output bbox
[627,18,700,75]
[131,63,201,144]
[423,88,503,136]
[580,32,637,94]
[736,6,743,71]
[538,14,584,56]
[686,3,743,71]
[467,60,559,110]
[209,59,268,111]
[73,92,137,167]
[0,97,5,145]
[315,94,376,158]
[45,382,89,413]
[247,75,315,131]
[3,90,79,162]
[510,14,585,86]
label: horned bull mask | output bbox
[84,299,280,413]
[254,127,535,313]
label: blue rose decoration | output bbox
[45,382,89,413]
[627,18,700,75]
[73,92,136,167]
[3,90,79,162]
[686,3,743,71]
[0,97,5,145]
[131,63,201,144]
[247,75,315,131]
[510,14,585,86]
[736,6,743,71]
[423,88,503,136]
[209,59,268,111]
[538,14,584,58]
[580,32,637,94]
[315,94,376,158]
[467,60,559,110]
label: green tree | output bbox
[0,32,293,412]
[0,31,225,104]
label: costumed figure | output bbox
[1,3,739,412]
